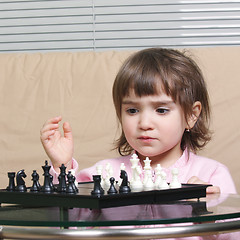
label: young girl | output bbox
[40,48,236,194]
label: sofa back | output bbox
[0,47,239,191]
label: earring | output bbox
[186,128,190,132]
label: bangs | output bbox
[120,54,173,99]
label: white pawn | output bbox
[120,163,126,171]
[103,163,113,190]
[154,164,163,190]
[169,168,181,189]
[159,171,169,190]
[130,166,143,192]
[96,165,103,176]
[143,170,154,191]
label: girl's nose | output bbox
[138,113,154,131]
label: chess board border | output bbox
[0,182,210,209]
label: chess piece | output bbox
[41,160,54,193]
[120,163,126,171]
[159,171,169,190]
[130,166,143,192]
[30,170,41,192]
[143,170,154,191]
[91,175,104,196]
[102,163,113,190]
[170,168,181,188]
[154,164,163,190]
[107,177,118,194]
[143,157,152,185]
[119,170,131,194]
[6,172,16,191]
[66,171,78,194]
[57,164,67,192]
[16,169,27,192]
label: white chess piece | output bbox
[102,163,113,190]
[159,171,169,189]
[96,165,103,176]
[120,163,126,171]
[169,168,181,188]
[130,153,140,181]
[154,164,163,190]
[143,157,152,185]
[143,170,154,191]
[130,166,143,192]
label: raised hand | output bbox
[40,116,74,172]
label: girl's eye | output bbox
[126,108,139,114]
[156,108,169,114]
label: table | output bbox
[0,193,240,239]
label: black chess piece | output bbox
[91,175,104,196]
[6,172,16,191]
[16,169,27,192]
[107,177,118,194]
[30,170,41,192]
[57,164,67,192]
[66,171,77,194]
[119,170,131,194]
[41,160,53,193]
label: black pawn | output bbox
[57,164,67,192]
[6,172,16,191]
[30,170,41,192]
[41,160,53,193]
[91,175,104,196]
[107,177,118,194]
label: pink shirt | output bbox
[50,149,236,194]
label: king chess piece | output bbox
[57,164,67,192]
[41,160,53,193]
[16,169,27,192]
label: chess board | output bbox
[0,182,210,209]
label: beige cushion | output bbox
[0,47,239,191]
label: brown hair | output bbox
[112,48,211,156]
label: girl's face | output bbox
[121,90,188,168]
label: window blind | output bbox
[0,0,240,52]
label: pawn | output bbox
[6,172,16,191]
[107,177,118,194]
[169,168,181,189]
[30,170,41,192]
[159,171,169,190]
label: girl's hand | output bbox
[40,116,74,172]
[187,176,220,194]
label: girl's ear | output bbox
[187,101,202,129]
